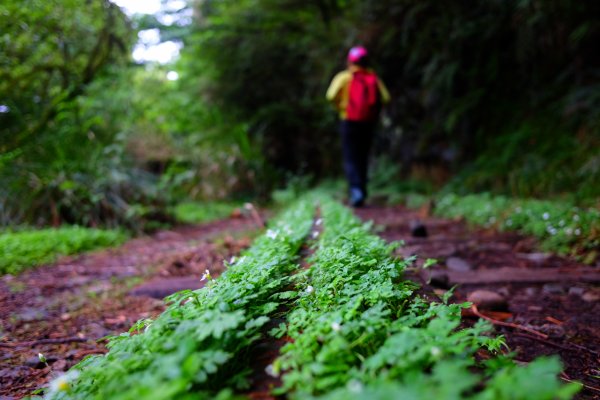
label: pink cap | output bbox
[347,46,368,63]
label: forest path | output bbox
[355,204,600,399]
[1,204,599,398]
[0,216,257,398]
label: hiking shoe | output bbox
[349,188,365,208]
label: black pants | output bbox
[340,120,375,197]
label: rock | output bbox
[497,287,510,297]
[524,287,538,297]
[467,290,507,311]
[542,284,564,295]
[409,220,428,238]
[446,257,473,272]
[518,253,551,265]
[582,290,600,303]
[568,287,585,296]
[129,277,205,299]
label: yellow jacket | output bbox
[326,66,391,120]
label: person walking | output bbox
[326,46,390,207]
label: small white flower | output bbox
[515,207,522,213]
[347,379,363,393]
[38,353,46,363]
[305,285,314,294]
[573,214,580,221]
[311,231,319,239]
[331,322,341,332]
[549,228,557,236]
[506,219,513,226]
[542,212,550,220]
[430,346,442,357]
[575,229,581,236]
[229,256,237,264]
[266,229,278,239]
[201,269,212,281]
[559,220,565,227]
[265,364,279,377]
[565,228,573,235]
[47,370,80,395]
[315,218,323,226]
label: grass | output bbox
[172,201,239,224]
[0,227,127,275]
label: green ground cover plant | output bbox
[172,202,239,224]
[274,195,578,399]
[42,198,315,399]
[0,227,127,275]
[40,195,579,399]
[435,193,600,260]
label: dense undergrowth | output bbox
[172,202,239,225]
[275,196,577,399]
[0,200,240,277]
[41,198,314,399]
[0,227,127,275]
[434,193,600,262]
[41,195,579,399]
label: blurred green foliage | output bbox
[180,0,599,198]
[172,201,238,224]
[0,0,598,231]
[0,227,127,275]
[435,193,600,260]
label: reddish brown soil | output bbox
[1,204,598,399]
[0,217,257,399]
[355,204,600,399]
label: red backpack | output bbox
[346,70,380,122]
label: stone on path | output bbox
[582,290,600,303]
[542,283,564,295]
[517,252,551,265]
[467,290,507,311]
[129,277,206,299]
[409,220,428,238]
[446,257,473,272]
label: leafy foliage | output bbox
[435,193,600,260]
[0,0,132,153]
[175,0,599,197]
[40,195,579,398]
[172,202,239,224]
[274,195,578,399]
[0,227,127,275]
[43,197,315,399]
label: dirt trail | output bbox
[355,204,600,399]
[0,217,256,398]
[1,204,598,399]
